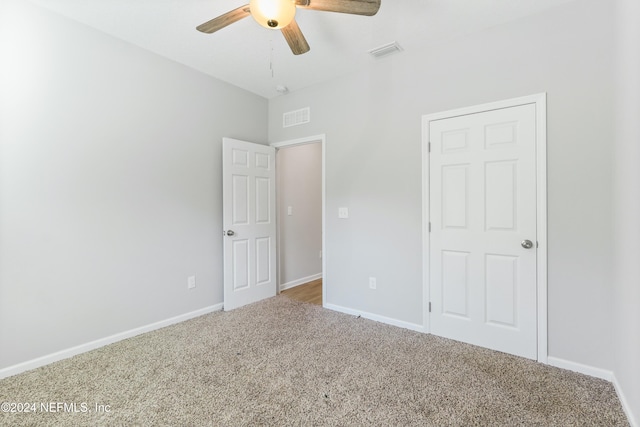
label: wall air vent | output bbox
[368,41,403,59]
[283,107,311,128]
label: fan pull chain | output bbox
[269,37,275,79]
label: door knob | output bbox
[225,230,235,237]
[521,239,534,249]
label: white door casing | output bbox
[422,94,547,361]
[223,138,277,311]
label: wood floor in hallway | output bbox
[281,279,322,306]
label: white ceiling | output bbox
[29,0,576,99]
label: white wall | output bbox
[276,143,323,288]
[612,0,640,423]
[269,0,615,370]
[0,1,267,370]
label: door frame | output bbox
[270,134,327,307]
[421,93,548,363]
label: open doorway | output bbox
[271,135,326,306]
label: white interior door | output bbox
[223,138,277,311]
[429,103,538,359]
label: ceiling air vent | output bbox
[283,107,310,128]
[368,41,403,59]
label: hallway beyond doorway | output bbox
[281,279,322,305]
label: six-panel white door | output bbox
[222,138,277,311]
[429,104,538,359]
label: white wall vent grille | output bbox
[283,107,310,128]
[368,41,403,59]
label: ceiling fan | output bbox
[196,0,381,55]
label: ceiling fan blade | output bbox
[281,19,310,55]
[295,0,380,16]
[196,5,251,34]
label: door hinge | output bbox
[428,222,431,232]
[428,142,431,153]
[429,302,432,313]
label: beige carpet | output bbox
[0,296,629,426]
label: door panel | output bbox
[485,254,518,327]
[255,177,271,224]
[442,250,469,318]
[232,175,249,225]
[223,138,277,310]
[232,239,250,290]
[485,161,517,231]
[255,237,272,285]
[429,103,537,360]
[442,165,469,229]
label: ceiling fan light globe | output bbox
[249,0,296,29]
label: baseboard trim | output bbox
[547,356,638,426]
[0,303,223,380]
[547,356,614,381]
[494,356,636,425]
[325,303,425,333]
[612,374,639,427]
[279,273,322,292]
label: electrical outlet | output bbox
[338,207,349,219]
[187,276,196,290]
[369,277,377,290]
